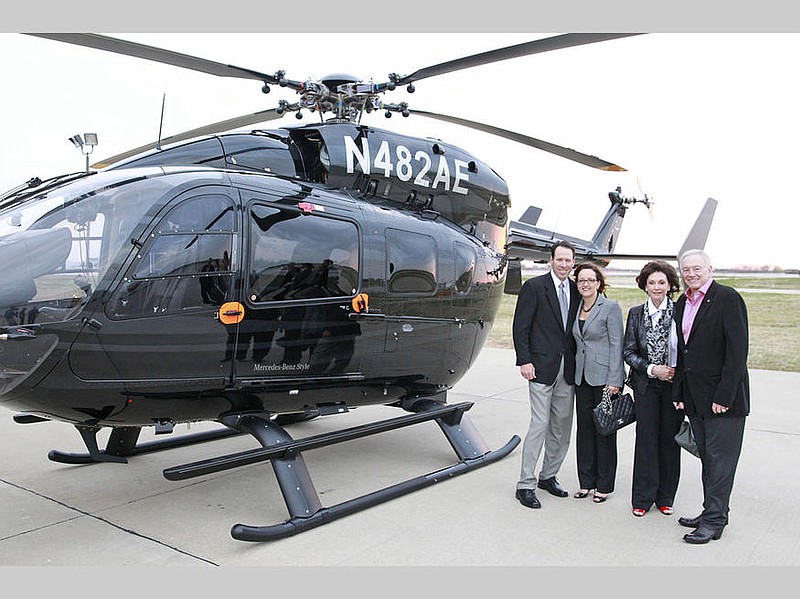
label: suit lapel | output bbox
[568,280,580,329]
[545,276,564,328]
[674,295,687,347]
[583,295,605,332]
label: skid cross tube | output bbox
[164,401,476,481]
[160,401,520,542]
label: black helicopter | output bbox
[0,32,709,542]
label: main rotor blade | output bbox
[25,33,284,85]
[91,107,284,169]
[409,109,625,171]
[397,33,644,84]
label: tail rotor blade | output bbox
[636,176,655,221]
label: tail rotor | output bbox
[636,176,655,221]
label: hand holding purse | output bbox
[592,387,636,436]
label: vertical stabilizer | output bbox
[519,205,543,226]
[678,197,718,255]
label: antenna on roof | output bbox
[156,93,166,150]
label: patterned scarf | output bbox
[644,297,673,366]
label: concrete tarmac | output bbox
[2,347,799,567]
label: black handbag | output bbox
[592,388,636,436]
[675,419,700,458]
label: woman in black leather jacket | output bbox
[623,260,684,518]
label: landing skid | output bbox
[164,401,520,542]
[16,402,519,542]
[37,424,241,464]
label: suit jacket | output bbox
[512,272,580,386]
[572,294,625,387]
[672,281,750,417]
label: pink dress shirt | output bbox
[682,278,713,341]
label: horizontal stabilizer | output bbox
[505,196,718,266]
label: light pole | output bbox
[68,133,98,172]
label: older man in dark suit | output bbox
[512,240,580,509]
[672,249,750,544]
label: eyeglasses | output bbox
[577,278,598,284]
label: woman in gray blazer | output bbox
[572,263,625,503]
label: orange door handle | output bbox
[218,301,245,324]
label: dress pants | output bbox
[631,379,684,509]
[517,357,575,489]
[575,382,617,494]
[689,413,746,529]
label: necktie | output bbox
[558,281,568,328]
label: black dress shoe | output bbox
[515,488,541,509]
[537,477,568,498]
[678,515,702,528]
[683,526,724,544]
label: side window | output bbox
[454,242,476,293]
[220,136,298,177]
[113,138,227,170]
[247,203,359,303]
[132,234,232,279]
[108,195,235,319]
[386,228,437,294]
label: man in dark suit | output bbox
[672,249,750,544]
[512,240,580,508]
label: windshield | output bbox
[0,171,93,207]
[0,173,173,327]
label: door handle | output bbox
[218,301,245,325]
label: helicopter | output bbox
[0,32,711,542]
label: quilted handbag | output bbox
[592,388,636,436]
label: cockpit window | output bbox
[0,177,168,326]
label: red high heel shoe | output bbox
[632,508,648,517]
[658,505,674,516]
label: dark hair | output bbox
[635,260,681,296]
[550,240,576,259]
[574,262,607,294]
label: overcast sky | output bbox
[1,31,797,269]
